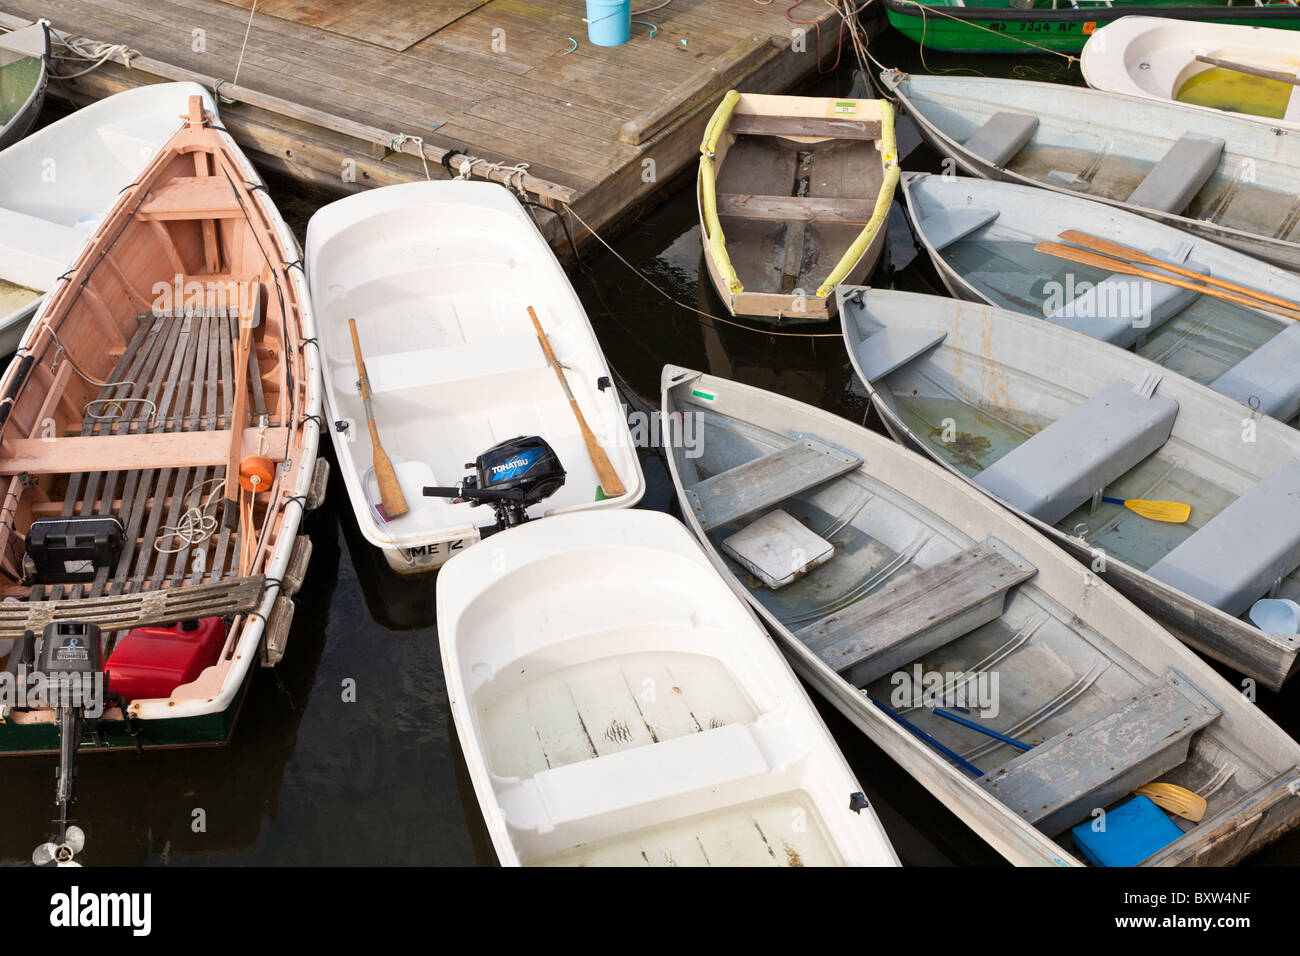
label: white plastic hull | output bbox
[305,180,645,574]
[438,510,899,867]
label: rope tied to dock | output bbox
[389,134,432,180]
[48,33,137,80]
[456,157,533,199]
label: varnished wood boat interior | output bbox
[0,97,311,681]
[715,100,886,297]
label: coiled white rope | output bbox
[48,33,137,79]
[154,477,226,554]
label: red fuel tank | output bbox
[105,618,227,702]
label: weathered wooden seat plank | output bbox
[683,437,861,530]
[979,670,1221,836]
[727,114,883,141]
[795,538,1037,687]
[0,576,266,639]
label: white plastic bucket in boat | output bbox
[1250,599,1300,635]
[585,0,630,46]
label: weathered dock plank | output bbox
[0,0,844,252]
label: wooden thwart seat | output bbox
[715,193,878,225]
[727,113,882,141]
[795,537,1036,686]
[979,670,1221,836]
[683,437,861,530]
[137,176,243,220]
[0,426,289,476]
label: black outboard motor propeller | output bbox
[31,621,102,866]
[423,436,566,531]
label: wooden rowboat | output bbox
[698,92,898,324]
[305,180,644,575]
[662,364,1300,865]
[0,20,47,150]
[0,95,323,752]
[881,0,1300,55]
[901,172,1300,426]
[839,286,1300,689]
[883,70,1300,270]
[1082,17,1300,131]
[0,83,218,357]
[437,509,900,867]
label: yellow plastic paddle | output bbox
[1102,496,1191,524]
[1136,783,1207,823]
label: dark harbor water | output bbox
[2,33,1297,867]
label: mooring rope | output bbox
[47,32,137,79]
[389,133,432,180]
[232,0,259,88]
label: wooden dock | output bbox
[0,0,849,251]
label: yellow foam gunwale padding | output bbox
[816,98,900,299]
[699,90,744,294]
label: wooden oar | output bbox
[1059,230,1300,315]
[1034,241,1300,322]
[348,318,408,519]
[223,290,257,531]
[527,306,625,498]
[1194,54,1300,89]
[1102,496,1190,524]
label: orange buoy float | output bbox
[238,455,275,493]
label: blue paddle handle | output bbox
[1102,496,1124,505]
[932,707,1032,751]
[867,694,984,776]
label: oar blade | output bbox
[1125,498,1191,523]
[1135,782,1207,822]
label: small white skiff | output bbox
[305,180,645,574]
[1082,17,1300,132]
[437,509,901,867]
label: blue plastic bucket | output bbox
[586,0,630,47]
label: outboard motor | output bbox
[31,621,102,865]
[423,435,566,531]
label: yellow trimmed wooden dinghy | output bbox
[663,365,1300,866]
[0,95,323,750]
[698,91,898,324]
[438,509,900,867]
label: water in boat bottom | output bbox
[2,35,1298,867]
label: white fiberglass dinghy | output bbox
[438,509,900,867]
[306,180,644,574]
[1082,17,1300,132]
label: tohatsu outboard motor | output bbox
[423,435,565,531]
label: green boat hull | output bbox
[883,1,1300,53]
[0,668,250,755]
